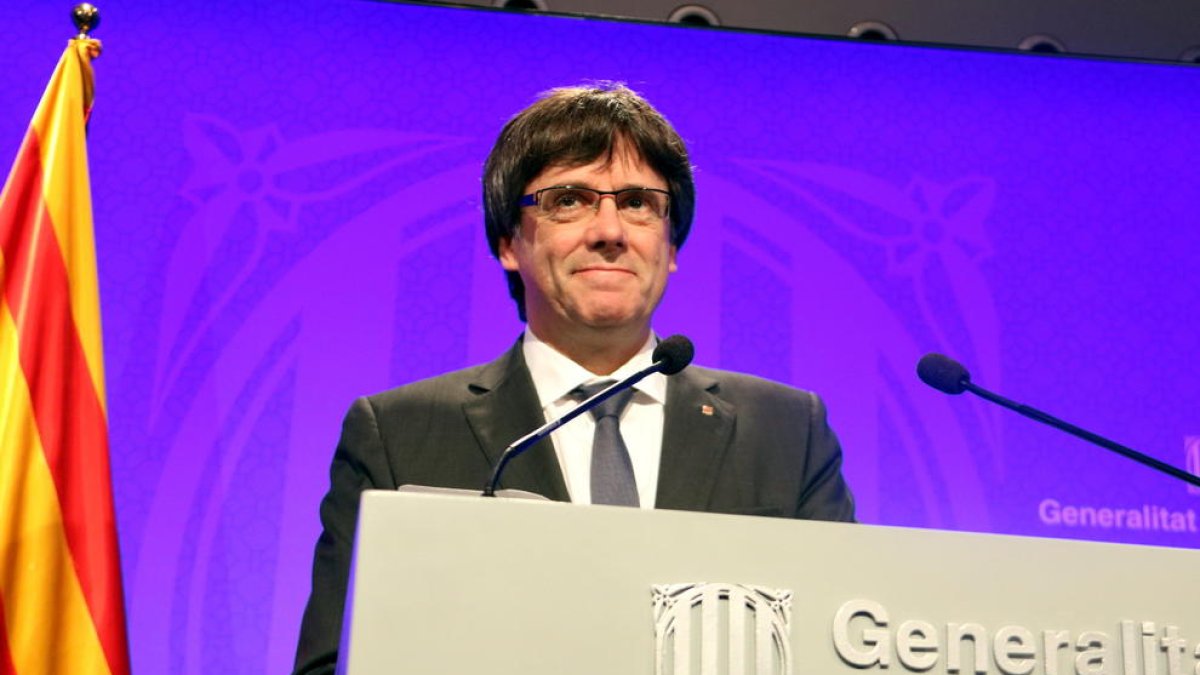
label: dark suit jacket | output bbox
[293,341,855,675]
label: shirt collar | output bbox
[522,327,668,408]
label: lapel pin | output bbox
[700,404,714,416]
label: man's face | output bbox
[498,140,678,342]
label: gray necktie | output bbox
[573,381,639,507]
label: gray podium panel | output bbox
[340,491,1199,675]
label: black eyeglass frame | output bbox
[518,185,672,220]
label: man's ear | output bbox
[668,244,678,273]
[498,236,520,272]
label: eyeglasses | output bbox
[518,186,671,226]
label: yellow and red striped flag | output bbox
[0,37,130,675]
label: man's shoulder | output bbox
[359,346,524,411]
[685,364,818,404]
[360,364,486,412]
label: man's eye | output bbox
[550,190,589,210]
[621,190,660,212]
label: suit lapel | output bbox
[462,341,570,502]
[656,368,736,511]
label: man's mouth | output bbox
[575,266,634,275]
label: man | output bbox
[293,84,855,675]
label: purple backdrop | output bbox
[2,1,1198,672]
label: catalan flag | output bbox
[0,38,130,675]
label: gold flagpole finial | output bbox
[72,3,100,39]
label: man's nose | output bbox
[585,196,627,248]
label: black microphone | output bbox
[917,353,969,395]
[651,334,694,376]
[916,352,1200,489]
[482,335,695,497]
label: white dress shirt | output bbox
[522,328,666,508]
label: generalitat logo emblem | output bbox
[1186,436,1200,495]
[652,583,793,675]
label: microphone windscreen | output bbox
[917,353,970,395]
[654,335,694,375]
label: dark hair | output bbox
[483,83,695,321]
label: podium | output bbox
[338,491,1200,674]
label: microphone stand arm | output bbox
[963,381,1200,489]
[482,364,661,497]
